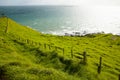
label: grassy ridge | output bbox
[0,16,120,80]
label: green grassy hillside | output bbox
[0,16,120,80]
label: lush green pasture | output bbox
[0,17,120,80]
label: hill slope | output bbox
[0,16,120,80]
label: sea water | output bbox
[0,6,120,35]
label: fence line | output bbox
[13,36,104,74]
[2,15,108,75]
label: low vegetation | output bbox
[0,16,120,80]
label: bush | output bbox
[0,65,8,80]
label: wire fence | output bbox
[2,16,120,78]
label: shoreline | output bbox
[42,31,120,37]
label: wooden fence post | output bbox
[5,17,8,33]
[98,57,102,74]
[26,39,29,44]
[71,49,73,58]
[118,74,120,80]
[48,45,51,50]
[44,43,46,49]
[63,48,64,55]
[83,51,87,65]
[25,40,27,43]
[39,43,41,46]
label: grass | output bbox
[0,16,120,80]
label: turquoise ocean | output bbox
[0,6,120,35]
